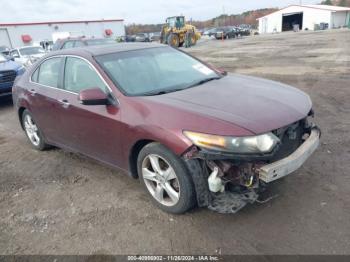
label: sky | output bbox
[1,0,320,24]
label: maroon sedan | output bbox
[13,43,320,214]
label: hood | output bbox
[30,53,45,58]
[145,74,312,134]
[24,53,45,60]
[0,60,22,71]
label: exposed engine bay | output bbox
[183,116,320,214]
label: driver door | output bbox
[55,56,124,167]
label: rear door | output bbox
[55,56,123,167]
[26,56,65,143]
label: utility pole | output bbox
[222,5,226,26]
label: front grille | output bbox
[0,70,17,84]
[271,119,308,162]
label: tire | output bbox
[21,109,50,151]
[190,33,197,46]
[167,33,179,48]
[137,142,196,214]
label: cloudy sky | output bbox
[2,0,319,24]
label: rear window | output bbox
[36,57,63,88]
[86,39,116,46]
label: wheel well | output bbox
[129,139,154,178]
[18,107,26,129]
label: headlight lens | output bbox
[183,131,280,154]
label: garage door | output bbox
[0,29,12,47]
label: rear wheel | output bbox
[137,143,196,214]
[167,33,180,48]
[22,109,50,151]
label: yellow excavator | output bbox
[160,16,201,48]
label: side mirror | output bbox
[78,88,110,106]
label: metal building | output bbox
[0,19,125,48]
[258,5,350,34]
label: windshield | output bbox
[86,39,116,46]
[0,54,7,62]
[19,47,45,56]
[95,47,219,96]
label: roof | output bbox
[0,19,123,27]
[302,4,350,11]
[52,42,166,57]
[258,4,350,19]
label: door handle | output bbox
[29,89,36,96]
[59,99,70,108]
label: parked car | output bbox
[149,32,161,42]
[203,28,218,37]
[13,43,320,214]
[0,53,25,98]
[215,27,236,39]
[10,46,47,68]
[52,37,117,51]
[0,46,11,56]
[135,33,150,42]
[125,35,136,42]
[236,27,251,36]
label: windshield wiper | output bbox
[141,77,221,96]
[142,88,186,96]
[187,76,221,88]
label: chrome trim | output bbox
[28,54,118,103]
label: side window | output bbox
[62,41,75,49]
[64,57,108,94]
[11,50,20,58]
[31,67,39,82]
[37,57,63,88]
[74,41,85,47]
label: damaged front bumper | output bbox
[184,126,321,214]
[259,127,320,183]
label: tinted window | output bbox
[62,41,75,49]
[64,57,108,94]
[37,57,63,88]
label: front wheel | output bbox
[167,33,180,48]
[137,143,196,214]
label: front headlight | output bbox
[183,131,280,154]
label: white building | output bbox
[0,19,125,48]
[258,5,350,34]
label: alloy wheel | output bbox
[142,154,180,206]
[24,114,40,147]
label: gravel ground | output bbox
[0,29,350,255]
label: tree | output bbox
[338,0,347,6]
[321,0,333,5]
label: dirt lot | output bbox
[1,29,350,255]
